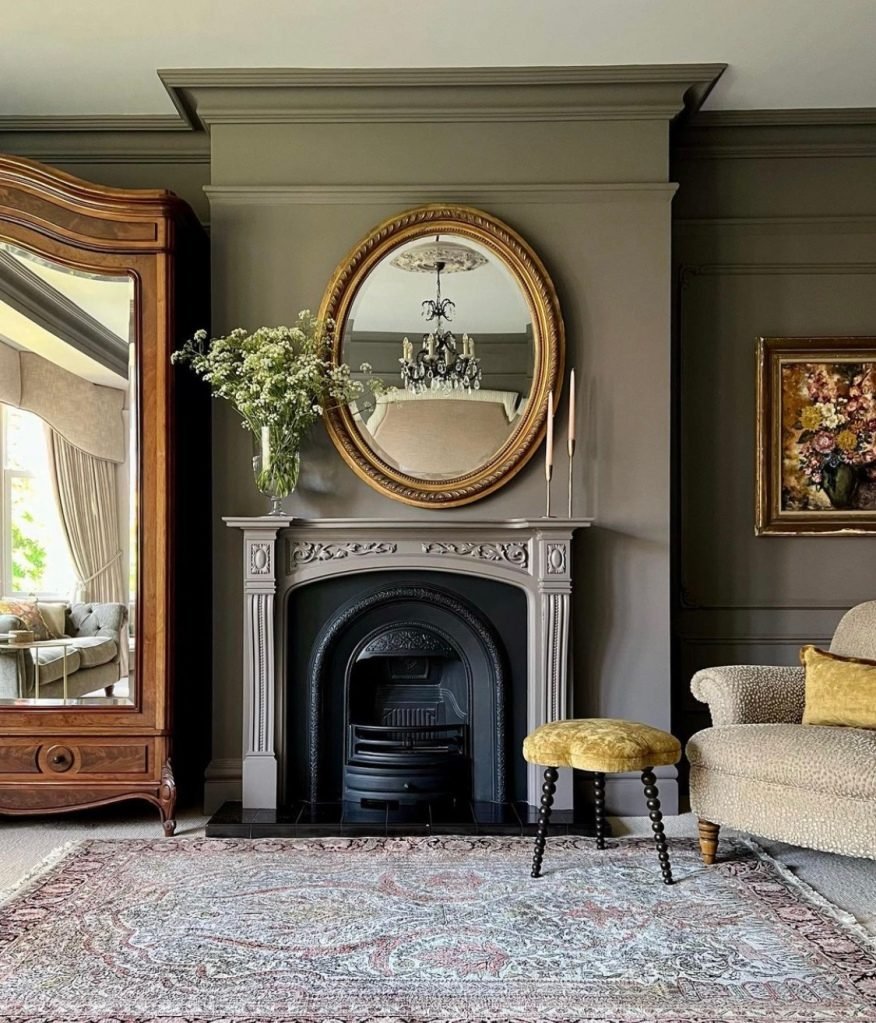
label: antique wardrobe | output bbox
[0,154,210,833]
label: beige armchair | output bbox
[687,600,876,864]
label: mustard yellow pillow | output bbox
[801,645,876,729]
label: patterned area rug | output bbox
[1,836,875,1023]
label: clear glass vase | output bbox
[251,426,300,515]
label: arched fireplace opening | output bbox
[345,624,470,806]
[297,579,512,808]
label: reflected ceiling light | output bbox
[392,238,485,394]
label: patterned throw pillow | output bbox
[801,645,876,730]
[36,601,67,639]
[0,598,52,641]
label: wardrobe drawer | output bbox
[0,738,153,779]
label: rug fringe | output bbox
[0,840,81,908]
[742,835,876,951]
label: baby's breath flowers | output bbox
[172,311,378,506]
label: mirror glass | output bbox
[342,233,535,480]
[0,242,136,706]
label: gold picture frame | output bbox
[319,205,564,508]
[756,336,876,535]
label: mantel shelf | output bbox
[224,516,593,531]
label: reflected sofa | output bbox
[687,600,876,863]
[0,601,126,700]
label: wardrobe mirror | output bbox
[0,242,136,707]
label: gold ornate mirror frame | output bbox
[319,205,565,507]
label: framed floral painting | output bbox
[756,337,876,535]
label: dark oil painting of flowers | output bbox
[781,361,876,512]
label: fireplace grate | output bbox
[350,723,465,761]
[344,722,468,805]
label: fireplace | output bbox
[290,578,513,807]
[226,516,589,811]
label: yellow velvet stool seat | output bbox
[523,718,682,774]
[522,718,682,885]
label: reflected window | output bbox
[0,404,76,597]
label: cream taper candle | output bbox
[546,390,554,477]
[568,368,576,452]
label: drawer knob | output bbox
[45,745,74,773]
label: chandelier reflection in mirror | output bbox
[392,238,486,393]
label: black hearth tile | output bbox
[250,819,300,837]
[339,822,388,836]
[241,808,280,824]
[427,799,478,833]
[298,801,344,826]
[472,801,524,834]
[205,821,252,838]
[207,800,244,823]
[385,803,430,835]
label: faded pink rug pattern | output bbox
[0,835,874,1022]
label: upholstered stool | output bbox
[522,718,682,884]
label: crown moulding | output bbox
[157,64,727,130]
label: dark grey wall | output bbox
[200,78,689,812]
[672,115,876,747]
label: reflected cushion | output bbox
[523,718,681,773]
[0,599,51,641]
[71,636,118,669]
[33,645,81,685]
[801,645,876,729]
[36,601,68,639]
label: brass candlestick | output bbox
[545,465,553,518]
[568,438,575,518]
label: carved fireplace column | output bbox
[227,516,292,808]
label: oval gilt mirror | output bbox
[320,206,564,507]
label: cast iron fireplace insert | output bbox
[344,624,471,806]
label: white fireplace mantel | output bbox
[225,516,592,810]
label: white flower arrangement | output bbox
[172,310,378,502]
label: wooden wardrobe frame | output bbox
[0,154,209,833]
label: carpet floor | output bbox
[1,806,874,936]
[1,834,875,1022]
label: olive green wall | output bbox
[672,115,876,748]
[190,66,719,813]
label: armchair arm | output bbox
[691,665,805,726]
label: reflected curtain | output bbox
[47,429,125,605]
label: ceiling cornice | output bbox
[674,107,876,160]
[157,64,727,129]
[685,107,876,127]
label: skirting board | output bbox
[204,758,679,817]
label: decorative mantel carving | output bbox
[421,540,529,569]
[225,516,591,810]
[288,540,397,567]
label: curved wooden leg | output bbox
[697,818,720,865]
[531,766,558,879]
[593,771,607,850]
[158,759,177,837]
[641,768,673,885]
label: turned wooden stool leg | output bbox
[531,766,558,878]
[641,768,673,885]
[593,771,607,849]
[697,819,720,865]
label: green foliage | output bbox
[11,511,46,590]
